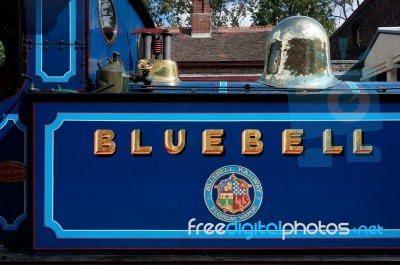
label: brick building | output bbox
[329,0,400,80]
[191,0,212,38]
[170,0,274,81]
[361,27,400,81]
[330,0,400,60]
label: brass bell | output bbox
[259,16,340,89]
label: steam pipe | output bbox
[161,32,172,60]
[142,32,154,59]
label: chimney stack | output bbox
[191,0,211,38]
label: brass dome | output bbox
[259,16,340,89]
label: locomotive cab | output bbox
[0,0,154,241]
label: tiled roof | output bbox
[169,26,273,62]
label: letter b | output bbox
[94,129,116,155]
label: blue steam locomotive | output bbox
[1,0,400,257]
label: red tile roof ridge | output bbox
[167,25,274,34]
[216,25,274,32]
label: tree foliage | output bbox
[210,0,253,27]
[143,0,253,27]
[144,0,192,27]
[142,0,362,34]
[250,0,338,35]
[331,0,362,24]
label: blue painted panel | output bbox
[29,0,85,88]
[35,0,76,82]
[32,94,400,250]
[41,45,72,77]
[0,115,27,236]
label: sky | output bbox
[334,0,365,27]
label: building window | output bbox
[352,27,362,47]
[351,18,362,47]
[398,68,400,82]
[376,72,386,81]
[356,27,362,47]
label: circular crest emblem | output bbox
[204,165,263,222]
